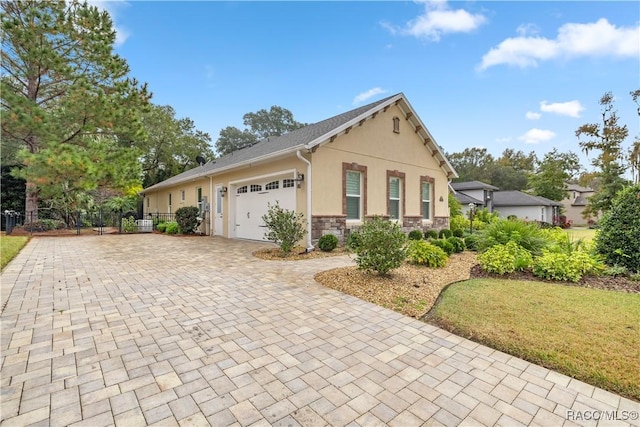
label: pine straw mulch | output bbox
[253,246,351,260]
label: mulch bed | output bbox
[469,265,640,293]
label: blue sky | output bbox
[99,1,638,171]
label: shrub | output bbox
[532,250,602,282]
[353,216,406,275]
[449,215,469,235]
[122,216,137,233]
[431,238,454,255]
[317,234,339,252]
[452,229,464,238]
[424,229,438,240]
[478,241,532,275]
[407,240,448,268]
[156,222,168,233]
[476,218,548,255]
[262,202,306,254]
[507,214,518,221]
[346,230,362,252]
[175,206,200,234]
[603,265,628,277]
[408,230,423,240]
[439,228,453,239]
[165,221,180,235]
[22,219,65,232]
[447,236,466,253]
[595,184,640,273]
[464,234,480,251]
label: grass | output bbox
[0,233,30,270]
[429,279,640,401]
[565,227,597,243]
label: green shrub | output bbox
[630,273,640,282]
[478,241,532,275]
[532,250,602,282]
[439,228,453,239]
[262,202,306,254]
[475,208,499,224]
[452,229,464,238]
[122,216,137,233]
[477,218,548,255]
[449,215,469,235]
[407,240,448,268]
[464,234,480,251]
[156,222,168,233]
[408,230,423,240]
[447,236,466,253]
[431,239,454,255]
[165,221,180,235]
[346,230,362,252]
[23,219,65,232]
[175,206,200,234]
[424,229,438,240]
[317,234,339,252]
[353,216,406,275]
[595,184,640,273]
[603,264,628,277]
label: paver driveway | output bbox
[1,235,638,427]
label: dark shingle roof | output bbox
[454,192,484,206]
[451,181,499,191]
[493,191,562,207]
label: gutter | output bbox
[296,150,314,252]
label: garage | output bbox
[233,176,297,240]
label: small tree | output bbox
[352,216,407,275]
[262,202,306,254]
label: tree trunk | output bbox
[25,181,39,223]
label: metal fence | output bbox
[2,210,151,235]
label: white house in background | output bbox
[450,181,498,214]
[561,183,598,225]
[452,181,561,224]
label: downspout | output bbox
[209,176,214,237]
[296,150,314,252]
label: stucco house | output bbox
[452,181,561,224]
[561,183,598,225]
[141,93,457,246]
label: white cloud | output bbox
[353,88,388,105]
[382,0,486,41]
[516,23,539,37]
[496,137,512,143]
[518,128,556,144]
[479,18,640,70]
[88,0,130,46]
[525,111,541,120]
[540,100,584,118]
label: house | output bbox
[450,181,498,214]
[561,184,598,225]
[452,181,561,224]
[141,93,457,246]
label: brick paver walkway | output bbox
[1,235,638,426]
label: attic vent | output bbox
[393,116,400,133]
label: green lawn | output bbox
[565,227,597,243]
[429,279,640,401]
[1,234,30,270]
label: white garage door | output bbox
[234,177,296,240]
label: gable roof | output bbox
[143,93,457,192]
[454,192,484,206]
[451,181,499,191]
[492,191,562,207]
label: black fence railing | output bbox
[143,213,176,229]
[2,210,152,235]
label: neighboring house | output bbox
[561,184,597,225]
[492,191,562,224]
[142,93,457,246]
[452,181,561,224]
[450,181,498,214]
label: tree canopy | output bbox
[448,148,535,191]
[1,0,151,220]
[529,149,581,201]
[215,106,306,155]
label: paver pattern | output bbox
[1,234,638,426]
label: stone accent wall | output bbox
[312,215,346,241]
[432,216,449,230]
[401,216,423,233]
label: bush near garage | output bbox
[262,202,306,254]
[175,206,200,234]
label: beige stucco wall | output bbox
[310,104,449,223]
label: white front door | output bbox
[214,185,224,236]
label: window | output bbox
[168,193,172,206]
[389,177,401,220]
[346,171,361,220]
[216,187,222,215]
[181,190,185,201]
[196,187,202,212]
[266,181,279,190]
[250,184,262,192]
[422,182,431,220]
[393,116,400,133]
[237,186,247,194]
[283,179,295,188]
[146,197,149,207]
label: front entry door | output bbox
[214,185,224,236]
